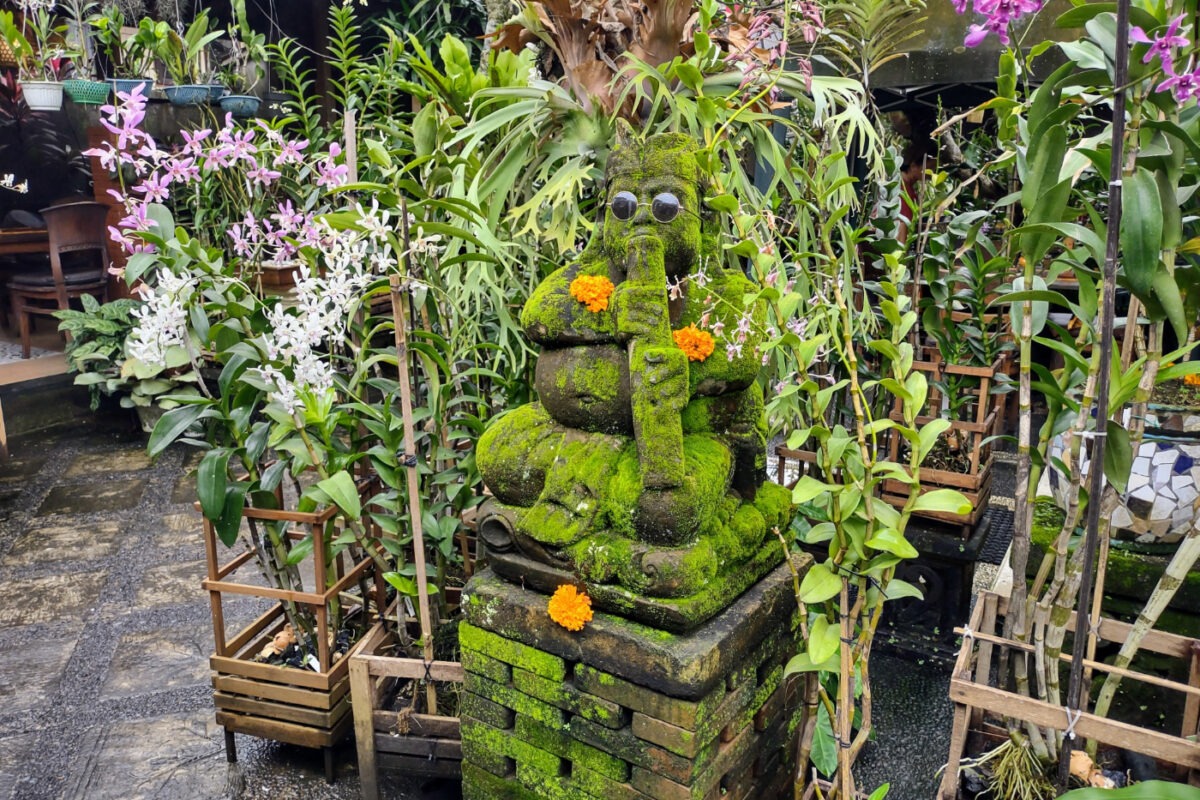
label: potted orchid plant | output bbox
[0,0,72,111]
[89,5,164,96]
[60,0,109,104]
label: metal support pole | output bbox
[1057,0,1130,786]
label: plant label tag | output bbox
[305,654,320,672]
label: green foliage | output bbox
[819,0,927,85]
[55,295,139,410]
[156,9,223,85]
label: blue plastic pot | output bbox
[207,84,226,103]
[163,84,209,106]
[108,77,152,98]
[219,94,260,118]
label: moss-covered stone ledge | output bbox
[461,556,810,700]
[1028,496,1200,617]
[458,560,808,800]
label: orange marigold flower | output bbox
[569,274,615,313]
[673,324,715,362]
[1185,373,1200,387]
[548,584,593,631]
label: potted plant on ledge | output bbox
[217,0,264,117]
[89,6,163,97]
[60,0,108,104]
[1,0,72,111]
[156,9,222,106]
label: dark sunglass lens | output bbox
[611,191,638,220]
[651,192,681,222]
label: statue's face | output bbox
[601,166,701,278]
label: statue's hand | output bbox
[641,347,688,409]
[613,282,670,342]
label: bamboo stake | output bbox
[391,269,438,716]
[1056,0,1129,784]
[838,582,854,800]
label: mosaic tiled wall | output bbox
[1049,420,1200,544]
[459,622,800,800]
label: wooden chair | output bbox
[7,201,109,358]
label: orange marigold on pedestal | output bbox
[673,324,715,362]
[569,274,615,313]
[548,584,593,631]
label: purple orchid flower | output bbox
[1131,14,1190,68]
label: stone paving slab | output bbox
[0,733,35,799]
[5,521,123,567]
[135,559,208,607]
[0,625,80,718]
[101,622,214,701]
[37,479,147,516]
[58,711,232,800]
[64,449,154,477]
[0,573,108,629]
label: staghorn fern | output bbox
[818,0,927,91]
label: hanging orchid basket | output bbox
[21,80,63,111]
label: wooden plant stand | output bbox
[882,352,1009,535]
[939,591,1200,799]
[350,617,466,800]
[201,500,387,782]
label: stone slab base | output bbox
[458,562,807,799]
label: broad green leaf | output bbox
[284,533,314,566]
[868,784,891,800]
[1151,268,1188,346]
[197,448,231,521]
[783,651,838,677]
[793,475,836,505]
[808,615,841,664]
[918,419,951,461]
[798,562,842,604]
[1103,420,1133,495]
[316,471,362,520]
[865,527,918,559]
[148,403,209,457]
[384,571,418,596]
[1009,276,1049,338]
[812,704,836,777]
[803,522,836,544]
[213,484,246,547]
[1120,167,1163,302]
[884,579,924,601]
[912,489,973,515]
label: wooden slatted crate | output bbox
[201,492,387,782]
[939,591,1200,799]
[350,620,466,800]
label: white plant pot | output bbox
[22,80,63,111]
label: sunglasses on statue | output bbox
[609,191,696,223]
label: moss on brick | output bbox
[466,672,569,729]
[461,692,516,731]
[514,715,630,781]
[460,623,567,680]
[463,761,539,800]
[461,648,515,685]
[513,667,627,729]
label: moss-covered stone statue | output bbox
[476,129,793,631]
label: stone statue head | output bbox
[601,126,713,277]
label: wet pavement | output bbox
[0,414,444,800]
[0,409,1003,800]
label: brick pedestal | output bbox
[458,558,810,800]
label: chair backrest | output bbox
[38,201,110,307]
